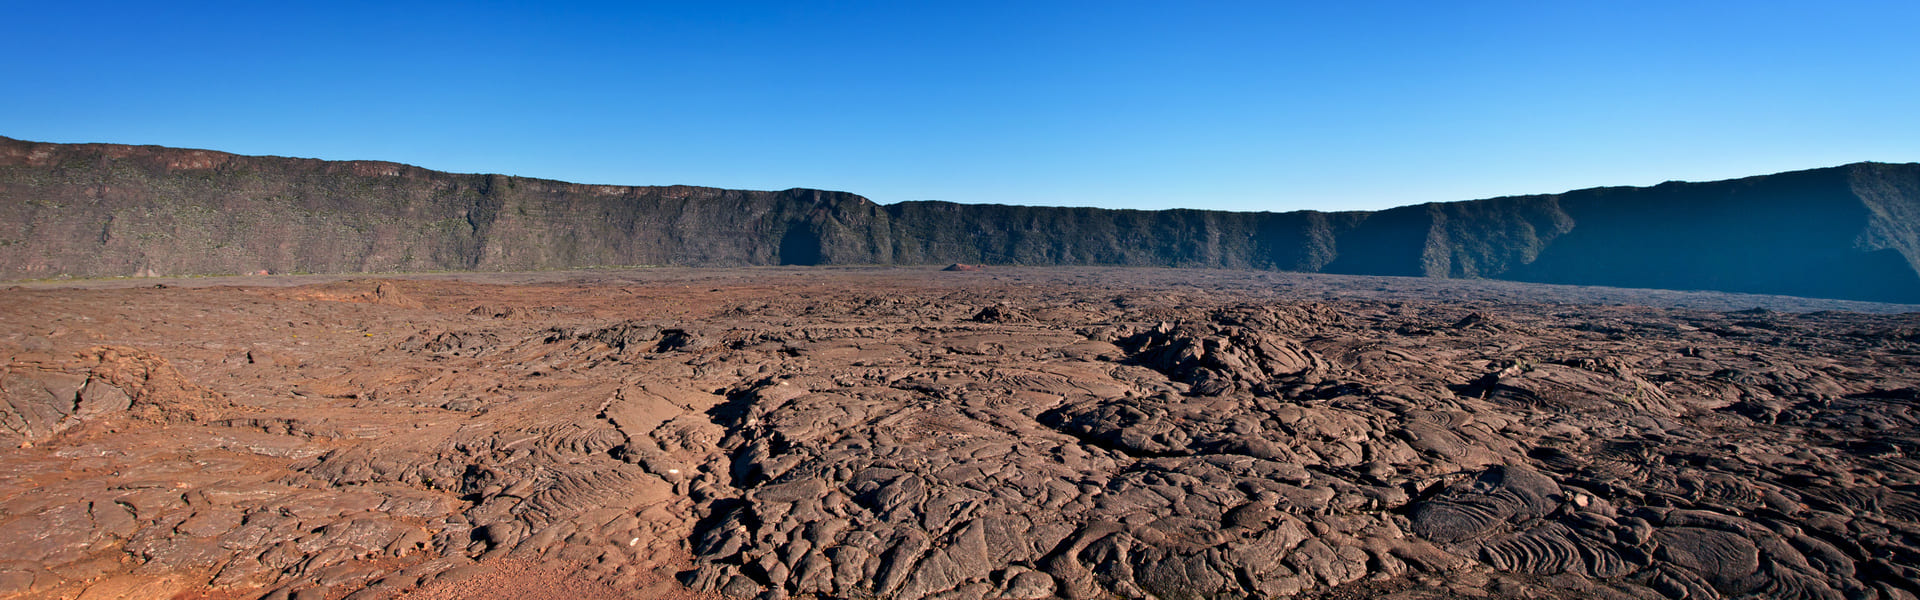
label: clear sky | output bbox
[4,1,1917,212]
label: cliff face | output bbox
[4,136,1919,302]
[1498,167,1920,302]
[0,138,873,276]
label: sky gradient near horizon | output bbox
[5,1,1917,212]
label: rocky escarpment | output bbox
[4,136,1920,302]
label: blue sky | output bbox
[4,1,1916,212]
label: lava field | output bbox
[3,267,1919,600]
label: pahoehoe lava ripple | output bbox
[2,267,1919,599]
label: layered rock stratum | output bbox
[2,268,1919,600]
[4,136,1920,302]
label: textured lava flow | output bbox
[1,267,1917,600]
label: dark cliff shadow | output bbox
[1508,170,1920,302]
[778,224,821,266]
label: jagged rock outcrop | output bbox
[5,136,1920,302]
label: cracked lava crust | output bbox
[3,266,1919,600]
